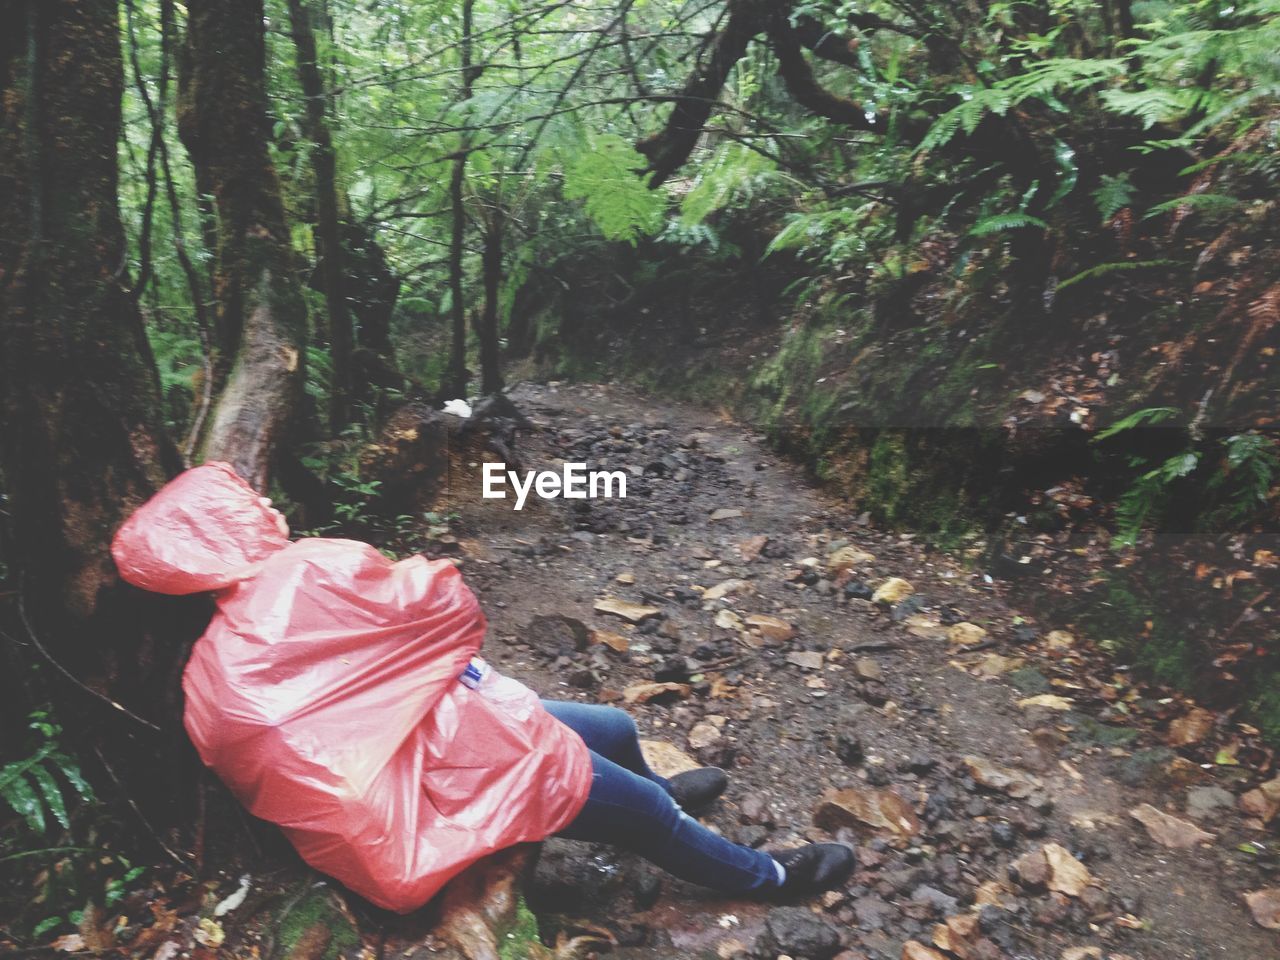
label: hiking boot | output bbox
[667,767,728,813]
[767,843,856,896]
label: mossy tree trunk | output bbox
[0,0,200,816]
[177,0,307,490]
[287,0,354,432]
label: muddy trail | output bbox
[397,380,1275,960]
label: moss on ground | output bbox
[274,888,359,960]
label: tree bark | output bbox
[0,0,202,834]
[635,0,765,187]
[287,0,354,433]
[444,0,478,399]
[177,0,307,491]
[476,205,505,396]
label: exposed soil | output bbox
[439,381,1280,960]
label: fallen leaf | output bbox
[1243,888,1280,930]
[1129,803,1216,848]
[1045,629,1075,650]
[52,935,85,953]
[1017,694,1075,711]
[594,597,661,623]
[1167,706,1215,747]
[623,681,691,704]
[814,786,920,840]
[872,577,914,605]
[194,918,225,949]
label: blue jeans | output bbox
[541,700,779,894]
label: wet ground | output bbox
[441,381,1280,960]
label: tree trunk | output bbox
[0,0,197,823]
[287,0,354,433]
[476,205,505,396]
[176,0,307,491]
[444,0,478,400]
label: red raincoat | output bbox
[111,462,592,912]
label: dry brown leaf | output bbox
[702,578,754,602]
[963,756,1037,798]
[902,941,948,960]
[1167,706,1215,747]
[743,613,795,643]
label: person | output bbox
[535,696,854,897]
[111,462,853,912]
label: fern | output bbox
[1100,88,1200,128]
[1207,431,1280,521]
[916,87,1014,153]
[967,212,1049,237]
[994,57,1127,103]
[561,134,665,244]
[1056,259,1178,292]
[1093,173,1135,221]
[1113,451,1200,548]
[1094,406,1180,442]
[680,142,778,226]
[0,713,93,834]
[1143,192,1241,219]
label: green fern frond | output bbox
[562,134,665,244]
[1144,192,1241,219]
[1056,259,1178,292]
[1093,173,1136,221]
[967,212,1049,237]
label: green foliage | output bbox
[680,142,780,226]
[1092,173,1136,221]
[1094,406,1180,442]
[967,212,1049,237]
[1206,431,1280,523]
[1056,259,1178,292]
[1,712,93,836]
[562,134,666,244]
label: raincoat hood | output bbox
[111,462,290,595]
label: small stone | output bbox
[787,651,825,671]
[854,659,884,682]
[1239,776,1280,824]
[594,597,662,623]
[814,786,920,840]
[703,578,754,602]
[871,577,914,605]
[1185,785,1235,820]
[1243,888,1280,930]
[947,622,988,646]
[688,721,723,750]
[744,613,796,643]
[826,545,876,574]
[1129,803,1216,848]
[708,507,743,521]
[763,906,842,960]
[901,942,947,960]
[844,580,874,601]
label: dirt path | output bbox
[436,381,1279,960]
